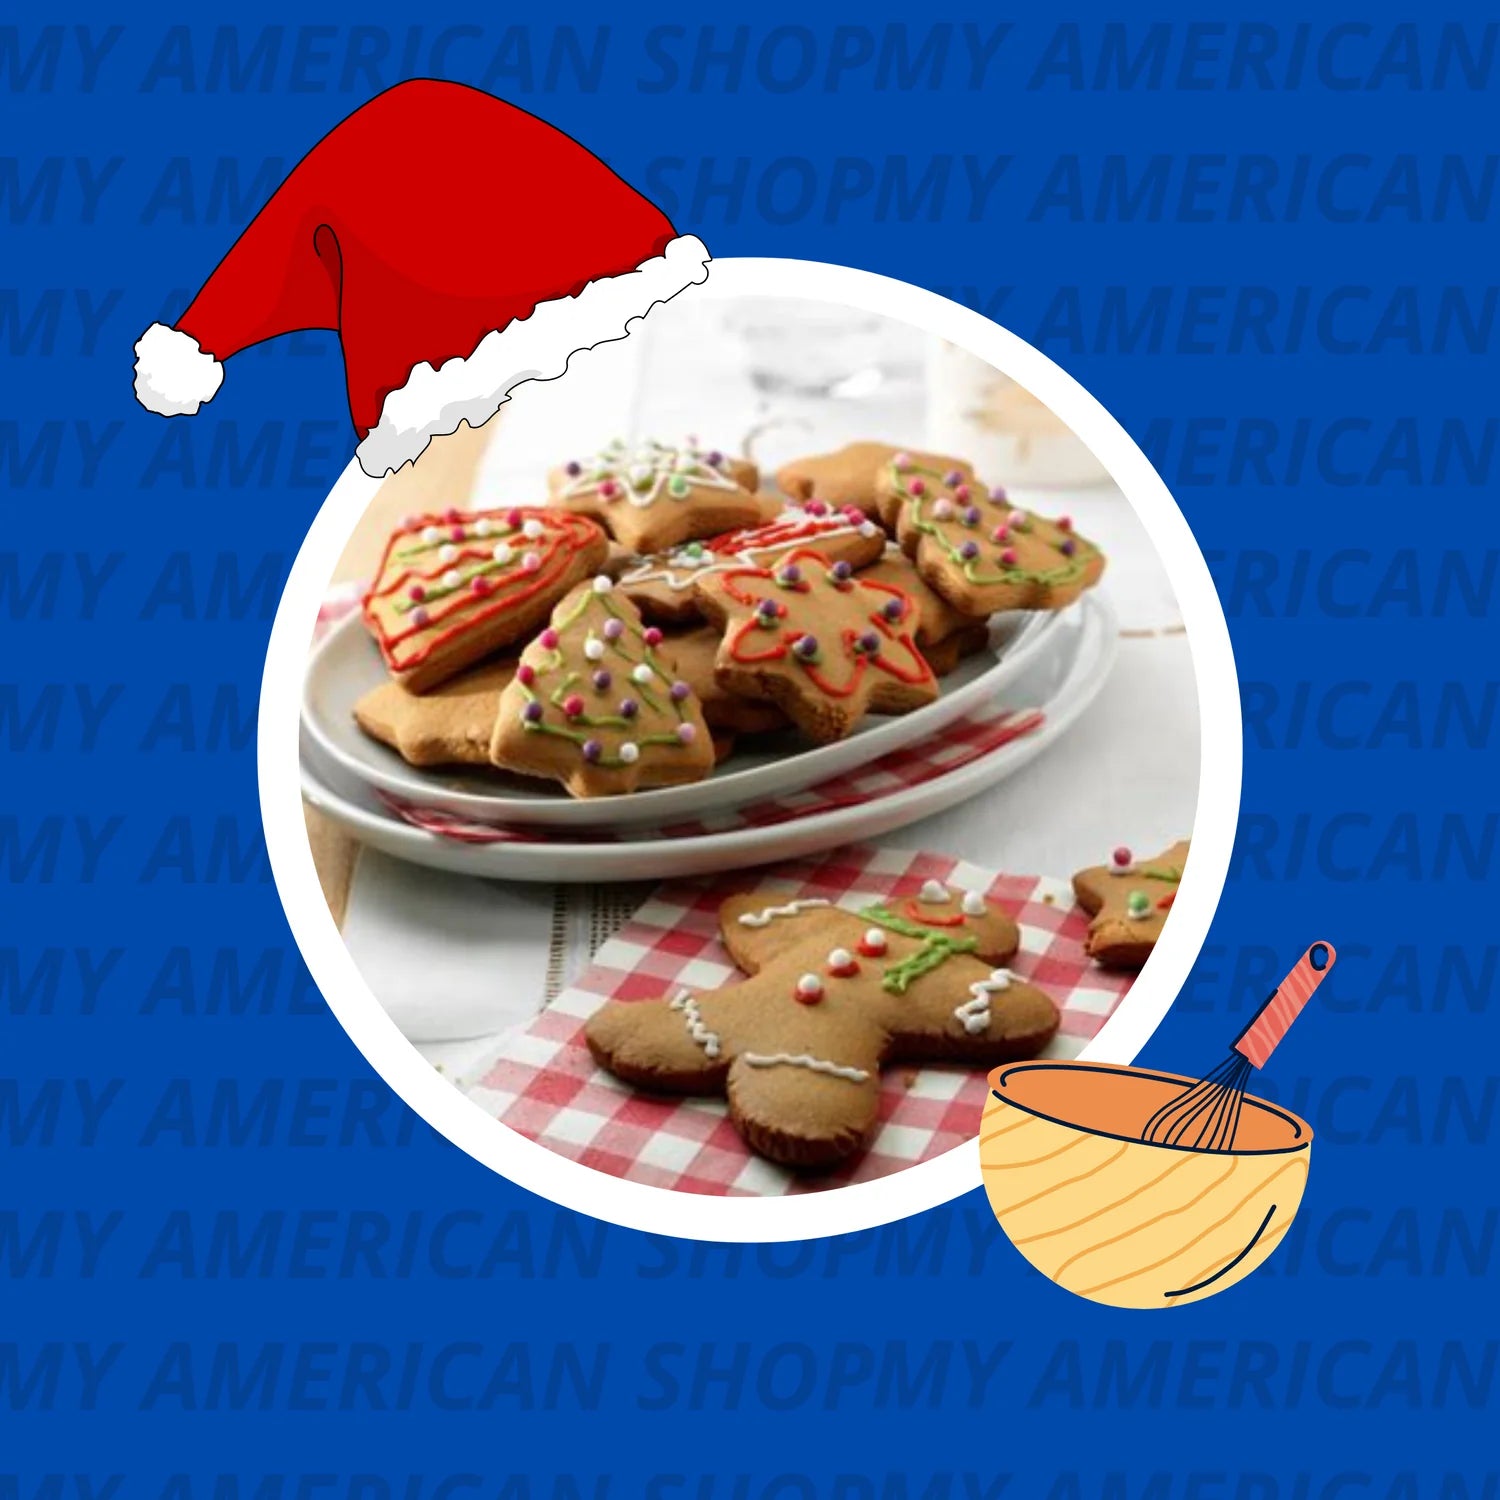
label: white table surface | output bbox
[335,298,1199,1083]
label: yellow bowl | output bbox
[980,1060,1312,1308]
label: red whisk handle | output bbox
[1233,941,1336,1069]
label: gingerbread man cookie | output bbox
[616,504,886,625]
[776,441,973,520]
[489,576,714,797]
[1073,840,1190,969]
[362,508,608,691]
[888,462,1106,616]
[694,547,938,742]
[354,658,516,768]
[549,438,771,554]
[585,879,1059,1167]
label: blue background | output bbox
[5,0,1494,1488]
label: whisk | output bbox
[1141,941,1336,1151]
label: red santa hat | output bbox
[132,80,709,477]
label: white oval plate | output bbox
[302,601,1065,829]
[300,592,1114,882]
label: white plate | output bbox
[302,601,1064,829]
[299,592,1116,883]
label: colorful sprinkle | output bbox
[599,480,619,499]
[411,607,429,626]
[517,663,536,687]
[959,540,980,560]
[757,599,780,626]
[539,629,560,650]
[421,526,441,544]
[591,575,612,593]
[794,973,824,1004]
[805,499,828,517]
[1113,846,1133,868]
[442,569,461,589]
[990,526,1009,545]
[522,702,543,724]
[643,627,664,647]
[438,544,458,564]
[668,475,690,497]
[584,638,606,661]
[1060,539,1077,556]
[603,618,625,642]
[882,597,904,622]
[831,560,853,582]
[562,694,585,719]
[944,469,965,487]
[962,505,981,526]
[777,563,802,586]
[1127,891,1151,919]
[505,508,523,529]
[522,552,542,572]
[892,451,912,470]
[471,576,491,595]
[675,723,697,744]
[566,460,582,477]
[591,669,611,691]
[932,498,954,520]
[856,630,880,654]
[792,634,819,661]
[407,585,425,602]
[858,928,888,957]
[1000,548,1018,566]
[492,542,514,565]
[581,739,602,763]
[632,664,653,685]
[827,948,859,978]
[669,681,690,702]
[989,486,1008,504]
[618,742,640,765]
[908,477,928,497]
[619,698,639,719]
[1057,515,1073,532]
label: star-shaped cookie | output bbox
[694,547,938,741]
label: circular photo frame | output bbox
[259,256,1242,1241]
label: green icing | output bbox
[857,904,979,995]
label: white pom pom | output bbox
[132,323,223,416]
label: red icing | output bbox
[708,513,861,558]
[720,550,935,700]
[902,900,967,928]
[363,509,602,673]
[827,957,860,978]
[1157,891,1176,911]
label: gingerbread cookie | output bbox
[489,577,714,797]
[354,658,516,768]
[860,545,986,646]
[549,438,770,554]
[617,505,887,623]
[1073,840,1189,969]
[694,548,938,743]
[362,507,608,691]
[776,441,973,520]
[585,879,1059,1167]
[662,625,787,735]
[920,624,993,678]
[889,466,1105,615]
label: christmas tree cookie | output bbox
[585,879,1059,1167]
[362,507,608,691]
[694,547,939,742]
[549,438,771,553]
[888,460,1106,615]
[1073,840,1190,969]
[490,576,714,797]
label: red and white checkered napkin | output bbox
[463,844,1132,1196]
[376,707,1045,845]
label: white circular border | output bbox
[259,257,1242,1241]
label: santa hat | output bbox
[132,80,709,477]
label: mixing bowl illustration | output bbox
[980,941,1333,1308]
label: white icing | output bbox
[742,1052,870,1083]
[737,897,831,929]
[961,891,987,916]
[828,948,854,970]
[919,880,950,904]
[954,968,1012,1035]
[862,927,887,953]
[670,990,721,1060]
[563,438,741,508]
[620,551,734,592]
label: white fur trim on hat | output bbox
[356,234,711,478]
[133,323,225,416]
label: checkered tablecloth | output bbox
[462,843,1132,1196]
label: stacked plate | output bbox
[301,591,1116,882]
